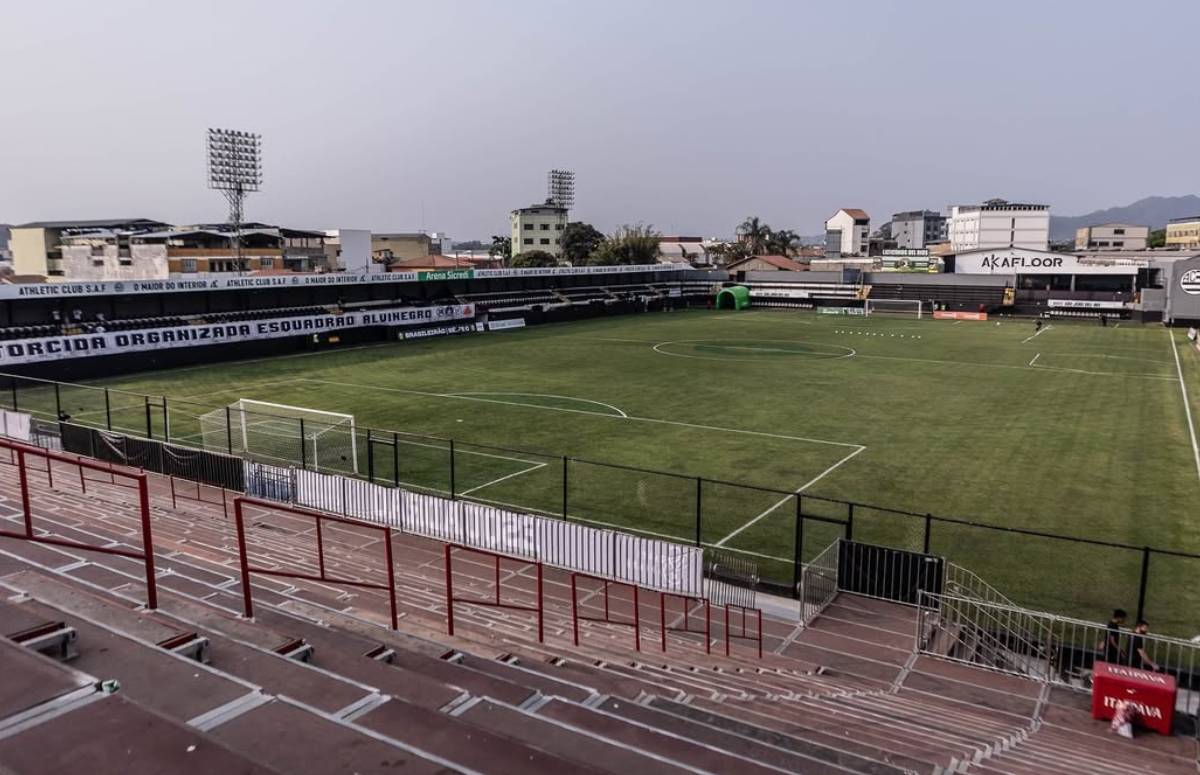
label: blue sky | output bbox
[1,0,1196,239]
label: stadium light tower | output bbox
[207,127,263,266]
[546,169,575,210]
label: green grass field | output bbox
[22,309,1200,634]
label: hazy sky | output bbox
[2,0,1196,239]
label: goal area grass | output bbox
[53,309,1200,635]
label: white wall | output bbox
[824,211,868,255]
[60,244,168,280]
[328,229,374,273]
[950,208,1049,251]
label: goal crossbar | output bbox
[198,398,359,473]
[865,298,923,319]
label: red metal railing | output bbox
[724,602,763,659]
[0,438,157,609]
[233,496,398,629]
[169,475,230,519]
[445,544,543,643]
[660,591,710,654]
[570,572,641,651]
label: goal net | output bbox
[865,299,924,319]
[198,399,359,474]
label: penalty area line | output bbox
[713,444,867,548]
[457,461,548,497]
[1169,330,1200,484]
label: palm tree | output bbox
[736,216,771,255]
[767,229,801,257]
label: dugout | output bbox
[715,286,750,310]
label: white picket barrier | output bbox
[0,410,32,442]
[287,465,703,596]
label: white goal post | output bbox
[198,399,359,474]
[865,298,924,319]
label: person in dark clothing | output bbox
[1103,609,1126,664]
[1034,318,1042,332]
[1129,620,1160,671]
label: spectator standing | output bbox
[1129,620,1160,672]
[1103,609,1127,664]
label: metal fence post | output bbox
[923,513,932,554]
[104,389,112,430]
[561,456,568,520]
[299,419,307,470]
[1136,546,1151,622]
[448,439,455,500]
[54,383,61,419]
[694,477,702,546]
[10,380,17,412]
[225,406,233,453]
[792,494,804,599]
[366,429,374,484]
[846,502,854,542]
[392,432,399,486]
[144,396,153,440]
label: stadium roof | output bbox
[15,218,167,230]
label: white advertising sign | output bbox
[0,304,475,365]
[486,318,527,331]
[1181,269,1200,295]
[954,249,1139,276]
[750,288,810,299]
[1046,299,1127,310]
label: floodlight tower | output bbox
[546,169,575,210]
[207,128,263,267]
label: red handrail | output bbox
[0,438,157,609]
[571,572,641,652]
[660,591,710,654]
[445,544,543,643]
[724,602,763,659]
[169,474,230,519]
[233,496,397,629]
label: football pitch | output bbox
[51,309,1200,634]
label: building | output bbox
[891,210,947,250]
[948,199,1050,252]
[824,209,870,256]
[725,255,807,273]
[0,225,11,264]
[386,255,474,272]
[371,233,437,266]
[511,203,568,257]
[1073,224,1149,251]
[324,229,374,273]
[9,218,169,277]
[1165,216,1200,249]
[655,236,709,265]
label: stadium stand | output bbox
[0,444,1195,773]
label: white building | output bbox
[824,209,870,256]
[324,229,375,273]
[948,199,1050,252]
[510,203,568,257]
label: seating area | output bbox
[0,449,1195,773]
[868,283,1004,311]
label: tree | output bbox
[736,216,771,255]
[585,224,661,265]
[766,228,801,256]
[560,222,605,265]
[509,249,558,268]
[488,235,512,260]
[1149,229,1166,248]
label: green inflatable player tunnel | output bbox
[715,285,751,310]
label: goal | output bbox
[865,299,924,319]
[198,399,359,474]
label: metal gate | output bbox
[838,540,943,605]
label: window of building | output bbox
[92,259,104,267]
[118,259,132,267]
[555,223,564,230]
[1114,228,1125,235]
[1112,241,1124,247]
[261,257,274,269]
[554,239,560,245]
[181,259,197,273]
[540,223,550,230]
[524,223,534,230]
[540,238,550,245]
[523,238,533,245]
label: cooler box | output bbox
[1091,661,1176,735]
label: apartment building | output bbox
[510,203,568,257]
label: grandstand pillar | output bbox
[792,495,803,599]
[1136,547,1151,621]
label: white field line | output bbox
[1021,325,1052,344]
[856,352,1174,381]
[447,392,628,418]
[1168,330,1200,484]
[458,461,548,496]
[713,445,867,548]
[295,377,864,449]
[1029,353,1041,367]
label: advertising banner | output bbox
[0,304,475,365]
[933,310,988,321]
[1047,299,1127,309]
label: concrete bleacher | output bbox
[0,456,1194,773]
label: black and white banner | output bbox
[0,304,475,365]
[1047,299,1127,310]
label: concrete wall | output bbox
[9,228,51,276]
[60,244,168,280]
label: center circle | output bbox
[652,339,856,362]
